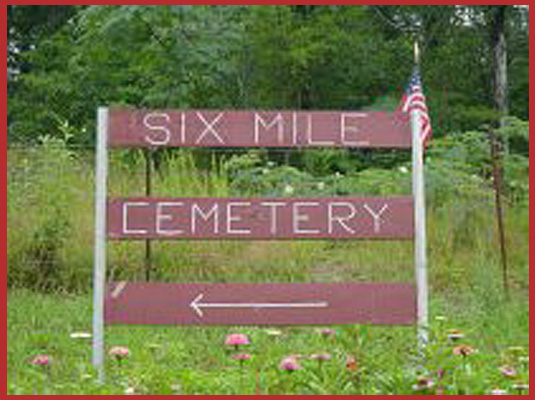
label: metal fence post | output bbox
[93,108,109,383]
[412,108,429,354]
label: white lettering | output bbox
[341,113,368,146]
[227,202,251,235]
[254,113,284,144]
[307,114,334,146]
[180,112,186,143]
[363,203,389,233]
[143,113,171,146]
[123,202,149,235]
[328,202,357,234]
[196,112,225,144]
[191,204,220,234]
[156,202,184,236]
[292,112,298,145]
[293,202,320,234]
[260,202,286,235]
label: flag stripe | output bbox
[398,68,432,145]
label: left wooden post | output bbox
[93,108,109,383]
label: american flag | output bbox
[399,67,432,145]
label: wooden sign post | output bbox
[92,107,428,381]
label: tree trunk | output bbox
[492,5,508,121]
[490,5,510,299]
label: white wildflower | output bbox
[70,332,92,339]
[284,185,295,195]
[265,329,283,337]
[125,387,136,395]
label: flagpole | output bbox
[411,39,430,356]
[414,40,421,67]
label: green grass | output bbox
[7,145,529,394]
[7,289,529,395]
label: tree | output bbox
[7,5,528,146]
[8,5,78,74]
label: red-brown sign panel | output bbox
[107,197,414,240]
[105,283,416,325]
[108,108,411,148]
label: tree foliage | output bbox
[7,5,529,146]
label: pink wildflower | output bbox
[413,376,435,392]
[231,353,251,361]
[453,344,475,356]
[279,356,302,372]
[225,334,250,349]
[320,328,336,338]
[109,346,130,363]
[29,355,51,366]
[498,366,517,378]
[310,353,332,361]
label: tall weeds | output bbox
[7,142,528,297]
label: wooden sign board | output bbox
[108,109,411,148]
[107,197,414,240]
[105,283,416,325]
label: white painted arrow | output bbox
[190,293,329,317]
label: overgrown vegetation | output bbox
[7,118,529,292]
[7,120,529,394]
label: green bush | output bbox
[300,149,359,176]
[7,136,81,291]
